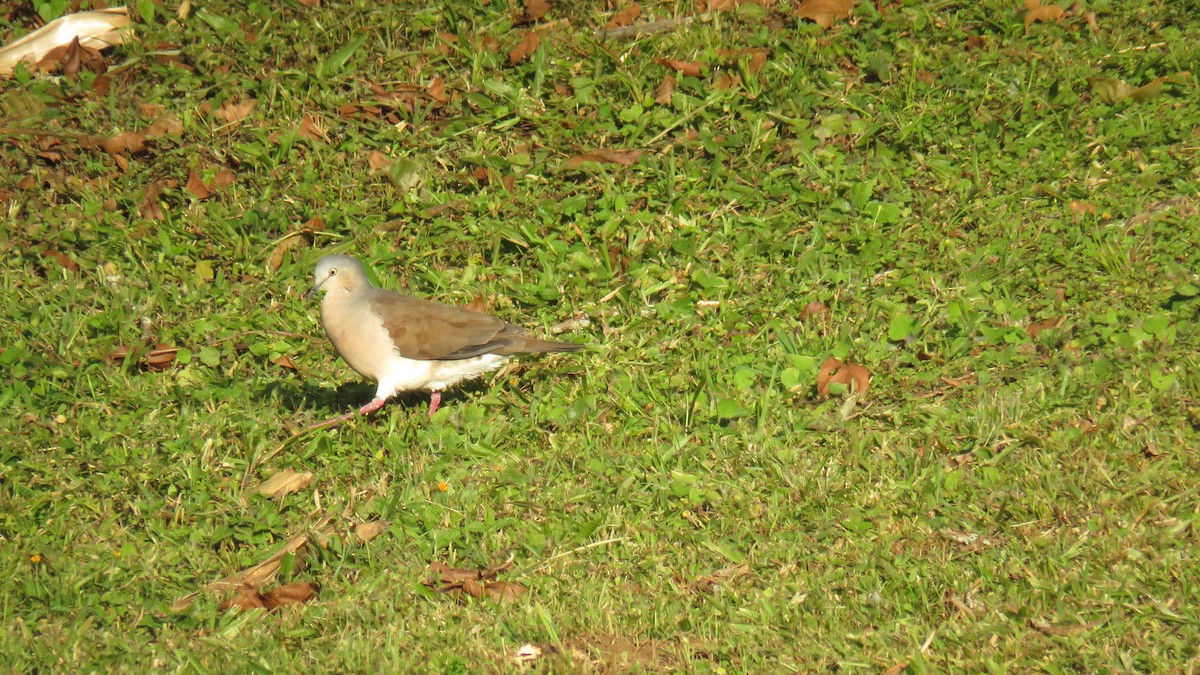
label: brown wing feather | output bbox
[367,290,582,361]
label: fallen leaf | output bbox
[428,561,484,584]
[713,73,741,91]
[607,3,641,29]
[145,344,177,371]
[172,516,337,612]
[425,559,523,602]
[561,149,645,171]
[221,584,267,611]
[354,521,388,543]
[799,301,830,322]
[658,58,704,77]
[145,115,183,137]
[256,469,315,499]
[797,0,854,29]
[367,150,392,172]
[484,581,528,603]
[41,249,79,272]
[523,0,551,22]
[139,182,165,220]
[746,48,768,75]
[1068,200,1095,216]
[214,98,256,125]
[103,346,131,364]
[1128,77,1167,103]
[655,75,676,105]
[0,8,131,77]
[509,30,541,64]
[297,115,328,142]
[1024,4,1064,33]
[817,357,870,397]
[696,563,752,589]
[185,172,210,200]
[272,354,299,370]
[104,131,146,157]
[17,175,36,190]
[426,76,448,103]
[1029,617,1098,636]
[262,582,317,610]
[1026,318,1062,338]
[208,169,235,192]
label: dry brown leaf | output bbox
[266,236,303,272]
[16,175,36,190]
[266,217,323,271]
[367,150,392,172]
[256,469,315,499]
[655,75,676,105]
[817,356,870,397]
[297,115,328,142]
[799,300,830,322]
[1024,4,1064,33]
[427,76,448,103]
[185,172,210,200]
[713,73,741,91]
[461,578,486,599]
[1068,200,1095,216]
[104,346,133,365]
[509,30,541,64]
[696,563,752,589]
[261,582,317,610]
[221,584,267,611]
[209,169,235,192]
[1026,317,1061,338]
[428,561,483,584]
[104,131,146,157]
[145,115,183,137]
[354,520,388,543]
[607,3,642,29]
[41,249,79,272]
[272,354,299,370]
[140,181,165,220]
[485,581,528,603]
[296,0,319,6]
[561,149,645,171]
[797,0,853,28]
[0,8,131,76]
[659,58,704,77]
[746,48,768,75]
[145,344,177,371]
[1029,617,1098,636]
[172,516,336,612]
[214,98,257,125]
[524,0,551,22]
[435,31,458,56]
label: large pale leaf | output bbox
[0,7,132,76]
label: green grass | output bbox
[2,0,1198,670]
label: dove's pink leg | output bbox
[428,391,442,416]
[310,396,388,430]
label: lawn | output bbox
[1,0,1198,670]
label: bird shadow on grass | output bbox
[256,379,472,418]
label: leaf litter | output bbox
[424,559,528,603]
